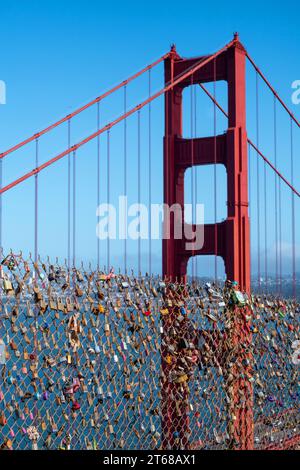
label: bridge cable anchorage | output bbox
[197,83,300,198]
[0,53,170,160]
[0,39,236,194]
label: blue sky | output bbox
[0,0,299,277]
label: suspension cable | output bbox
[0,53,170,160]
[274,97,279,294]
[72,149,76,269]
[247,140,300,198]
[148,70,152,276]
[34,138,39,265]
[290,119,296,300]
[0,39,236,196]
[138,110,141,277]
[246,52,300,129]
[190,75,195,281]
[198,82,300,198]
[198,80,300,293]
[107,131,110,272]
[0,154,2,250]
[279,160,283,296]
[264,129,268,293]
[194,81,198,280]
[213,58,218,283]
[68,119,71,271]
[256,72,261,292]
[124,86,127,274]
[97,103,100,272]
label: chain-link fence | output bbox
[0,253,299,450]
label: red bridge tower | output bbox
[163,35,250,292]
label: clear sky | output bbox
[0,0,299,277]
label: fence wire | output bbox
[0,253,299,450]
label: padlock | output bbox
[98,303,105,314]
[75,284,84,297]
[66,297,74,313]
[3,278,13,292]
[0,413,7,426]
[39,298,47,312]
[49,297,57,311]
[57,297,65,312]
[48,271,56,282]
[2,439,13,450]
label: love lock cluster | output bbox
[0,253,299,450]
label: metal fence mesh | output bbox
[0,253,299,450]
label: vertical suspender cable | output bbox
[34,138,38,429]
[190,76,195,281]
[138,110,141,277]
[124,86,127,274]
[290,118,296,300]
[97,103,100,271]
[274,97,279,294]
[194,84,198,280]
[107,131,110,272]
[68,119,71,271]
[0,157,2,251]
[264,126,268,293]
[148,70,152,276]
[256,72,261,292]
[213,59,218,283]
[34,138,39,426]
[34,138,39,265]
[73,150,76,269]
[248,142,252,277]
[278,147,282,295]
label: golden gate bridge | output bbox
[0,34,299,451]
